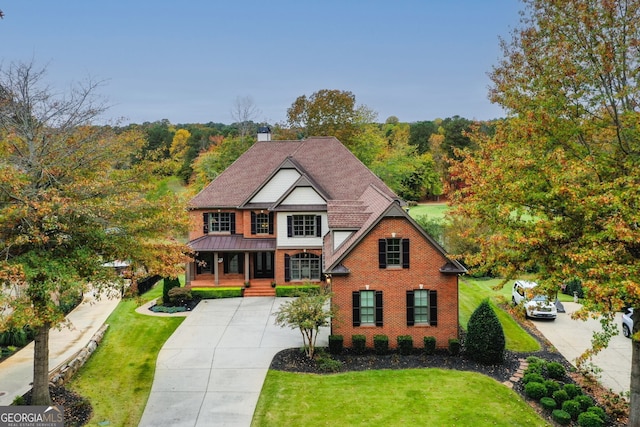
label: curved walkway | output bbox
[139,297,329,427]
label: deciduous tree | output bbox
[0,62,190,405]
[450,0,640,421]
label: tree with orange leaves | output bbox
[0,61,191,405]
[450,0,640,422]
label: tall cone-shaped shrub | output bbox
[466,299,505,364]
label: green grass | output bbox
[459,277,540,352]
[408,203,450,221]
[252,369,551,427]
[67,285,184,426]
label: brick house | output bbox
[186,136,465,348]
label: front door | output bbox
[254,252,274,279]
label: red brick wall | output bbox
[330,217,459,349]
[274,248,323,285]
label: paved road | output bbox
[139,297,329,427]
[532,302,631,394]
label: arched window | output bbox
[290,253,321,281]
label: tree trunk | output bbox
[31,323,52,406]
[630,313,640,427]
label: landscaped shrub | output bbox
[352,335,366,354]
[526,355,544,364]
[275,285,321,297]
[577,411,605,427]
[526,360,546,375]
[191,287,243,299]
[328,335,343,355]
[574,394,593,411]
[316,353,343,373]
[563,383,582,399]
[464,299,505,364]
[423,336,436,355]
[167,286,193,305]
[540,397,557,411]
[397,335,413,355]
[563,277,584,299]
[552,409,572,425]
[524,382,547,400]
[0,327,28,347]
[562,400,581,420]
[373,335,389,355]
[544,380,561,396]
[448,338,460,355]
[522,372,545,385]
[586,406,606,423]
[547,361,566,380]
[553,389,570,406]
[163,277,181,303]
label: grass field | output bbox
[408,203,450,220]
[252,369,550,427]
[67,285,183,427]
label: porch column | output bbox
[213,252,219,286]
[244,252,250,283]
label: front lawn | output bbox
[252,369,550,427]
[67,285,183,426]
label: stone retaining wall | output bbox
[49,324,109,386]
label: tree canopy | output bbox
[450,0,640,421]
[0,62,191,405]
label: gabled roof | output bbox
[323,184,466,275]
[188,137,397,209]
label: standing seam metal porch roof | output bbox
[189,235,276,252]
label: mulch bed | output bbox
[20,386,92,427]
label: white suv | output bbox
[512,280,557,320]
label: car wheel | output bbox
[512,296,516,305]
[623,323,631,338]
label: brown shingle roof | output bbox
[188,137,396,209]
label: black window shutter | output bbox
[316,215,322,237]
[230,213,236,234]
[352,291,361,327]
[284,254,291,282]
[375,291,383,326]
[287,216,293,237]
[378,239,387,269]
[223,256,228,274]
[268,212,274,234]
[238,253,245,273]
[406,291,415,326]
[402,239,410,268]
[203,213,209,234]
[251,212,256,235]
[429,290,438,326]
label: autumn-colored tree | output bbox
[190,135,254,191]
[0,62,190,405]
[450,0,640,421]
[286,89,375,149]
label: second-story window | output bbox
[211,212,231,232]
[256,213,270,234]
[287,215,322,237]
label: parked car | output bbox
[622,307,634,338]
[512,280,557,320]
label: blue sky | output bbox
[1,1,522,125]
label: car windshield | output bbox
[530,294,549,302]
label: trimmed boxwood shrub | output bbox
[275,285,321,297]
[423,336,436,355]
[524,382,547,400]
[526,361,546,375]
[577,411,604,427]
[448,338,460,355]
[540,397,557,411]
[544,380,561,396]
[553,389,570,406]
[328,335,343,355]
[563,383,582,399]
[574,394,593,411]
[373,335,389,355]
[546,361,566,379]
[562,400,581,420]
[397,335,413,355]
[464,299,505,364]
[552,409,572,425]
[352,335,366,354]
[522,372,545,385]
[191,287,243,299]
[586,406,606,423]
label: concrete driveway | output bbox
[139,297,329,427]
[532,302,632,394]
